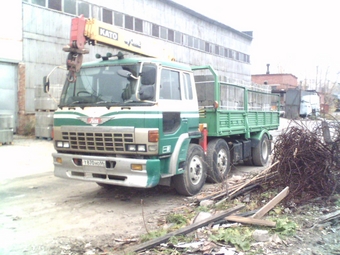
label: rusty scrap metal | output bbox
[270,120,340,204]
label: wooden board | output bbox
[127,204,245,253]
[251,186,289,219]
[225,215,276,227]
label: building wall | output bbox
[17,0,252,133]
[252,74,298,91]
[0,0,22,132]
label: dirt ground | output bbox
[0,136,265,255]
[0,136,186,254]
[1,118,339,255]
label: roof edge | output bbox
[160,0,253,40]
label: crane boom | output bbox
[63,15,162,82]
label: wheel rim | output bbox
[188,155,203,185]
[217,149,228,174]
[262,139,268,160]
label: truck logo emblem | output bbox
[162,145,171,153]
[78,116,114,126]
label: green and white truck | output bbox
[45,16,280,196]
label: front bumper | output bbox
[52,153,161,188]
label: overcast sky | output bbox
[174,0,340,83]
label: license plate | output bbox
[82,159,105,167]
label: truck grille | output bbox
[61,126,134,152]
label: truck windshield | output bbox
[59,64,152,107]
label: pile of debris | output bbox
[121,119,340,254]
[270,120,340,204]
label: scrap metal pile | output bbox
[270,120,340,204]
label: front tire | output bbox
[252,134,270,166]
[172,144,207,196]
[206,139,231,183]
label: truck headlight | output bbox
[56,141,70,148]
[137,145,146,152]
[126,144,146,152]
[127,144,136,151]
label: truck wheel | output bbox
[206,139,230,183]
[172,144,207,196]
[252,134,270,166]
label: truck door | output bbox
[158,69,198,162]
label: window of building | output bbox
[168,29,174,42]
[143,21,152,35]
[187,36,193,47]
[228,49,234,59]
[32,0,45,6]
[199,40,205,51]
[78,1,89,17]
[193,38,199,49]
[64,0,76,15]
[219,46,224,56]
[92,5,101,20]
[236,52,240,61]
[114,12,123,27]
[103,8,113,24]
[182,34,187,46]
[125,15,133,30]
[152,24,159,37]
[205,42,210,52]
[135,18,143,32]
[48,0,61,11]
[174,31,182,44]
[160,27,167,39]
[214,45,219,55]
[224,48,228,57]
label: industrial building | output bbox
[0,0,253,135]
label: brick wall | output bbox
[252,74,298,91]
[17,62,35,135]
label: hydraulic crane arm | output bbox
[63,15,160,82]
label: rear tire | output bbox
[206,139,230,183]
[252,134,270,166]
[172,144,207,196]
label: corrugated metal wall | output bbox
[22,0,252,113]
[0,62,17,132]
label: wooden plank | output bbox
[251,186,289,219]
[225,215,276,227]
[127,204,245,253]
[319,210,340,223]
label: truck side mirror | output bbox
[43,76,50,93]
